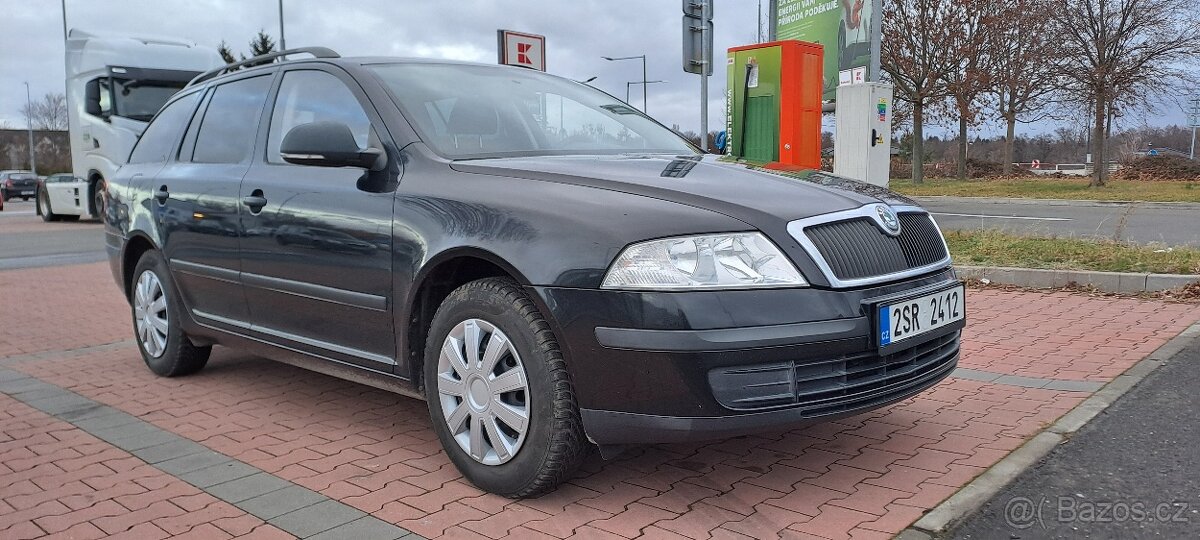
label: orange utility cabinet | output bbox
[725,40,823,170]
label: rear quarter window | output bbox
[128,92,202,164]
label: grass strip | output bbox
[946,230,1200,275]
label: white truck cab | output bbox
[41,29,222,221]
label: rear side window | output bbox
[127,92,201,164]
[191,75,272,164]
[266,70,371,164]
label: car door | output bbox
[238,66,397,371]
[157,73,274,329]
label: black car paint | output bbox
[105,58,960,446]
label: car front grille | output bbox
[802,212,948,282]
[709,331,959,414]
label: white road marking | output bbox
[0,210,36,217]
[932,212,1071,222]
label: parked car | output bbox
[0,170,38,201]
[106,48,964,498]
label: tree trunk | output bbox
[957,111,969,181]
[912,103,924,184]
[1090,97,1106,187]
[1002,114,1016,175]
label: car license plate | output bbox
[878,285,965,347]
[21,190,34,195]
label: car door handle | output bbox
[241,190,267,212]
[153,186,169,203]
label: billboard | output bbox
[772,0,882,101]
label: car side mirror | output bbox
[84,79,107,119]
[280,122,386,171]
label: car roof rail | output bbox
[187,46,340,87]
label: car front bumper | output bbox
[532,268,963,445]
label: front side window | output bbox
[127,92,202,164]
[370,63,695,159]
[267,70,371,163]
[191,75,273,164]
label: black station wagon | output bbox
[105,48,965,497]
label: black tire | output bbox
[38,189,60,222]
[130,250,211,377]
[91,178,106,218]
[424,277,587,498]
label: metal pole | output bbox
[626,82,631,104]
[1191,126,1196,160]
[60,0,67,41]
[758,0,763,42]
[699,1,709,151]
[641,55,648,113]
[278,0,286,50]
[24,82,36,174]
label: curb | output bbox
[913,196,1200,210]
[902,321,1200,538]
[954,265,1199,294]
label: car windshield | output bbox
[370,63,696,159]
[10,173,36,180]
[113,79,187,122]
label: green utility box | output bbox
[726,41,823,169]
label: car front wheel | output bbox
[424,277,587,498]
[130,250,211,376]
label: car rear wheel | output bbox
[131,250,211,377]
[38,189,60,222]
[424,277,587,498]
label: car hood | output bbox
[449,153,918,229]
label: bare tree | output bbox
[19,92,68,131]
[988,0,1062,173]
[942,0,995,181]
[882,0,966,183]
[1049,0,1200,186]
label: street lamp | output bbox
[278,0,286,50]
[603,55,648,113]
[626,80,666,110]
[24,82,36,175]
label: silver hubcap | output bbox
[133,270,168,358]
[437,319,529,466]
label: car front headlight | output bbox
[601,232,807,290]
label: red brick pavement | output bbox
[2,262,1197,540]
[0,393,292,539]
[959,288,1196,381]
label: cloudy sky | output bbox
[0,0,1190,138]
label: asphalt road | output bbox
[917,197,1200,248]
[949,334,1200,539]
[0,200,107,269]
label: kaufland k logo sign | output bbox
[498,29,546,71]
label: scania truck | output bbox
[38,29,222,221]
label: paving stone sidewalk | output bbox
[2,261,1196,540]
